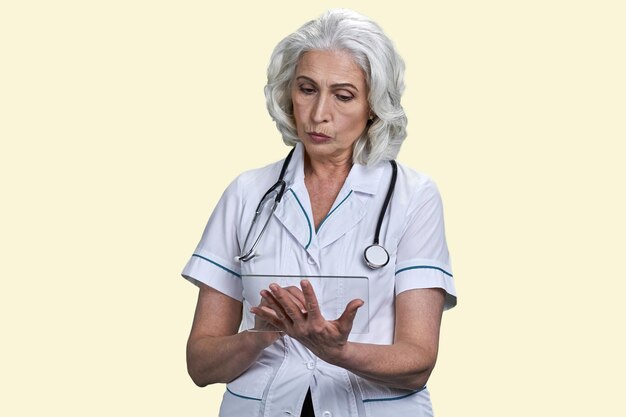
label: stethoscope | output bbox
[238,147,397,269]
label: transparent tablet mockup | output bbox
[241,275,369,334]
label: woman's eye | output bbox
[336,94,354,102]
[299,86,316,95]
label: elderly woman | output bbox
[182,9,456,417]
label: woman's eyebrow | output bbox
[295,76,359,92]
[331,82,359,91]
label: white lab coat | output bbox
[182,143,456,417]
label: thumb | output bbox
[337,299,364,334]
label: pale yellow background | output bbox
[1,1,624,416]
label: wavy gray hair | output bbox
[265,9,408,165]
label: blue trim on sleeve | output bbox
[316,190,353,232]
[191,254,241,278]
[362,386,426,403]
[395,265,453,278]
[288,189,313,250]
[226,388,262,402]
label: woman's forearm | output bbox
[187,331,278,387]
[326,288,445,390]
[330,341,437,390]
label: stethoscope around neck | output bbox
[237,147,397,269]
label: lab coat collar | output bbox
[283,143,305,188]
[272,144,312,252]
[273,143,388,254]
[344,161,386,195]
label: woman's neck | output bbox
[303,150,352,183]
[303,150,353,230]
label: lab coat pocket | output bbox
[356,376,433,417]
[221,362,272,416]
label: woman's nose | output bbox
[311,94,331,123]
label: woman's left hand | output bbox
[250,279,363,363]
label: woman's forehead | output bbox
[295,50,366,88]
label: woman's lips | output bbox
[307,131,331,142]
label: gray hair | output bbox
[264,9,408,166]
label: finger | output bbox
[300,279,323,321]
[284,286,306,313]
[250,305,286,331]
[336,298,364,335]
[250,305,278,322]
[260,290,287,321]
[270,283,304,323]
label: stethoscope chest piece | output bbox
[364,244,390,269]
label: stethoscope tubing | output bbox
[238,148,295,262]
[238,147,396,269]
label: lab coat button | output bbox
[322,412,332,417]
[306,361,315,370]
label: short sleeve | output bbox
[181,178,244,301]
[395,178,457,310]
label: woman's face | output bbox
[291,49,370,164]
